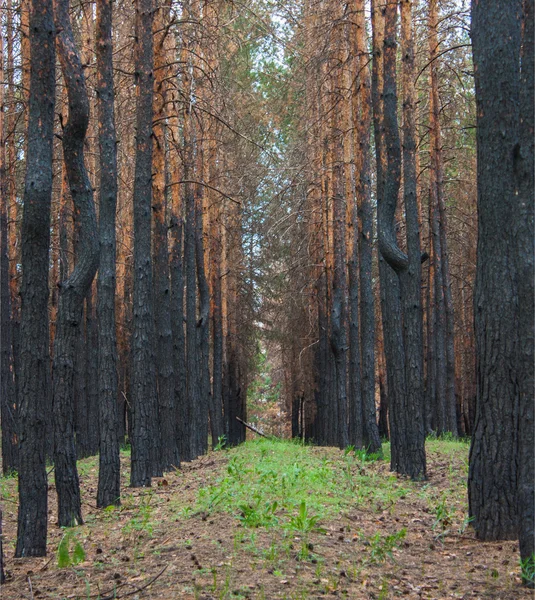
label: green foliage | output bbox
[365,529,407,564]
[521,553,535,588]
[288,501,325,535]
[57,529,86,568]
[432,497,454,540]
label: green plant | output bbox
[366,528,406,564]
[214,435,227,452]
[57,529,86,568]
[238,498,278,528]
[288,501,325,535]
[521,553,535,588]
[433,498,454,540]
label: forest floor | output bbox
[1,438,532,600]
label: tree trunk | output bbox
[96,0,120,508]
[468,0,522,541]
[130,0,161,487]
[15,0,55,555]
[517,0,534,579]
[355,0,381,454]
[0,28,18,475]
[153,6,179,471]
[53,0,100,526]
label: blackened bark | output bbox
[517,0,534,578]
[468,0,522,541]
[0,58,18,473]
[152,16,179,471]
[53,0,100,527]
[399,0,426,477]
[356,0,381,454]
[96,0,120,507]
[130,0,161,486]
[15,0,55,556]
[85,288,99,455]
[330,152,349,450]
[348,235,363,448]
[170,214,188,460]
[375,0,425,479]
[429,0,457,435]
[210,214,225,448]
[194,182,210,456]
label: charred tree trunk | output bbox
[517,0,534,579]
[15,0,55,556]
[468,0,522,541]
[153,11,179,471]
[96,0,120,507]
[130,0,161,486]
[194,177,210,457]
[0,32,18,474]
[356,0,381,454]
[53,0,100,526]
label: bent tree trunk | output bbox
[96,0,120,508]
[15,0,55,556]
[53,0,100,527]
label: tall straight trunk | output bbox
[429,0,457,435]
[194,176,210,456]
[355,0,381,454]
[181,0,200,459]
[399,0,426,477]
[517,0,534,578]
[330,24,349,450]
[130,0,161,486]
[96,0,120,508]
[169,184,188,461]
[0,29,18,475]
[468,0,522,541]
[345,10,363,450]
[86,287,99,455]
[425,231,436,432]
[153,7,179,471]
[15,0,55,556]
[210,192,225,448]
[53,0,100,526]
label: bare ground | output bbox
[0,442,531,600]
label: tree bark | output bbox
[15,0,55,555]
[468,0,522,541]
[96,0,120,507]
[355,0,381,454]
[53,0,100,526]
[130,0,161,487]
[153,5,179,471]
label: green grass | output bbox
[193,438,411,532]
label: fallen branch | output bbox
[99,565,168,600]
[236,417,274,439]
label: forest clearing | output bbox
[1,438,531,599]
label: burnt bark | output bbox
[194,180,210,456]
[15,0,55,556]
[468,0,522,541]
[152,14,179,472]
[53,0,100,526]
[517,0,534,578]
[356,0,381,454]
[130,0,161,486]
[0,36,18,473]
[96,0,120,507]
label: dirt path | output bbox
[0,440,530,599]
